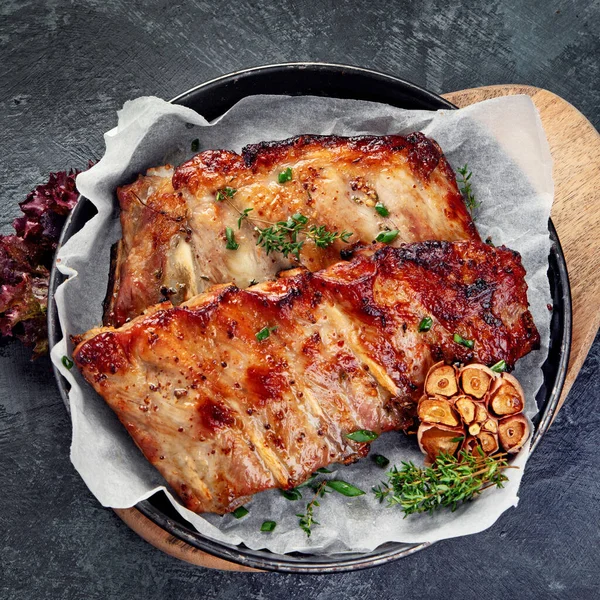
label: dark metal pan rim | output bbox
[47,62,571,573]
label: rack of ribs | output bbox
[105,133,479,327]
[75,240,539,514]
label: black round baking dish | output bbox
[48,63,572,573]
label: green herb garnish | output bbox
[232,506,249,519]
[296,481,328,537]
[280,488,303,501]
[237,207,253,228]
[373,454,390,468]
[296,474,317,488]
[216,187,236,202]
[260,520,277,532]
[453,333,474,349]
[191,138,200,152]
[457,164,480,215]
[418,316,432,332]
[375,230,399,244]
[255,213,352,258]
[346,429,379,443]
[316,467,333,474]
[278,167,293,183]
[225,227,239,250]
[255,326,277,342]
[326,480,366,497]
[374,202,389,217]
[373,451,512,516]
[490,359,507,372]
[62,355,74,370]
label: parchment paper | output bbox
[50,94,553,554]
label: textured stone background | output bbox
[1,1,599,598]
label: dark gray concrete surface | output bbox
[1,1,599,598]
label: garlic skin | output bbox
[417,361,531,460]
[417,423,463,462]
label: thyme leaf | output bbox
[255,213,352,258]
[372,451,514,516]
[457,164,481,215]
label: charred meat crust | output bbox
[175,132,454,187]
[75,240,538,514]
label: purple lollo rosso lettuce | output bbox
[0,170,80,357]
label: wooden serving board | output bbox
[114,85,600,570]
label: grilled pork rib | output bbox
[76,241,538,514]
[105,133,479,327]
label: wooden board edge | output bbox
[113,507,263,572]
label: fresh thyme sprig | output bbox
[457,164,481,215]
[255,213,353,259]
[373,450,515,516]
[296,481,329,537]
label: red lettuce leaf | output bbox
[0,170,80,358]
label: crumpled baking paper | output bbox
[50,94,553,555]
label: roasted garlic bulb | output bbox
[417,361,531,462]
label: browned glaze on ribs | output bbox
[75,241,538,514]
[105,133,480,327]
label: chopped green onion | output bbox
[418,316,432,332]
[261,520,277,532]
[255,326,277,341]
[232,506,249,519]
[291,212,308,225]
[375,230,399,244]
[453,333,474,349]
[280,488,302,501]
[346,429,379,443]
[215,191,224,202]
[191,138,200,152]
[316,467,333,474]
[61,355,74,370]
[225,227,239,250]
[326,480,365,497]
[373,454,390,468]
[296,474,317,488]
[238,207,253,228]
[374,202,389,217]
[490,359,507,373]
[278,167,293,183]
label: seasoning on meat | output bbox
[75,240,538,514]
[104,133,480,327]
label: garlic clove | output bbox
[459,364,494,399]
[468,423,481,436]
[417,396,461,427]
[477,431,499,455]
[425,362,458,397]
[455,395,477,424]
[475,403,489,423]
[417,423,463,461]
[482,418,498,434]
[489,373,525,417]
[498,414,530,453]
